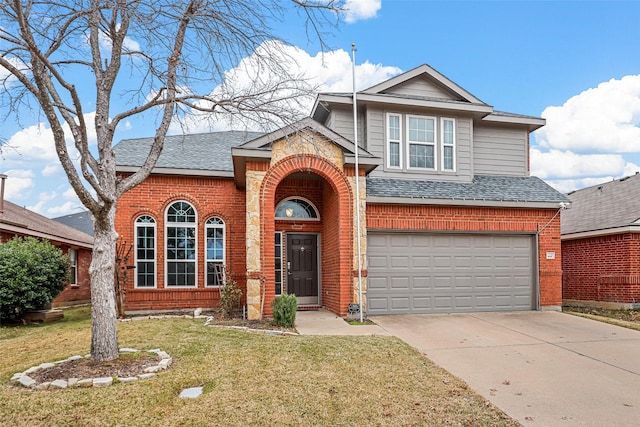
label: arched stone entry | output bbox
[243,131,366,320]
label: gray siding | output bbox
[365,106,473,183]
[474,124,528,176]
[384,76,462,101]
[326,107,367,149]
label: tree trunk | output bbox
[90,204,120,362]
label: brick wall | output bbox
[115,174,247,312]
[366,204,563,307]
[54,247,92,307]
[562,233,640,304]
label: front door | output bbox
[287,233,319,305]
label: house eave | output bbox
[0,222,93,249]
[561,225,640,241]
[314,93,494,116]
[116,165,234,178]
[482,114,546,132]
[366,196,562,209]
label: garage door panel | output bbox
[367,232,534,315]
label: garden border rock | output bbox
[10,348,172,390]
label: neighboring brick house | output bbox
[561,173,640,308]
[114,64,568,319]
[0,200,93,307]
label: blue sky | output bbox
[2,0,640,217]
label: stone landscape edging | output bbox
[10,348,172,390]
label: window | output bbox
[441,118,456,171]
[407,115,436,169]
[275,198,319,220]
[275,232,283,295]
[68,249,77,286]
[166,201,196,287]
[135,215,156,288]
[387,113,402,168]
[205,217,225,287]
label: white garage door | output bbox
[367,233,535,315]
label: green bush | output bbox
[0,237,69,321]
[220,275,243,318]
[271,294,297,327]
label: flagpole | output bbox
[352,43,364,323]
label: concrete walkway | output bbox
[371,311,640,427]
[295,309,389,336]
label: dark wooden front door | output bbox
[287,233,318,304]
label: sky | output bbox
[2,0,640,217]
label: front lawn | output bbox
[0,307,517,426]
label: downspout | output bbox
[352,43,364,322]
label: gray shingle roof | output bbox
[561,173,640,236]
[115,131,265,171]
[53,210,94,237]
[367,175,569,204]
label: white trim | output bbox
[68,248,78,286]
[386,113,402,169]
[164,201,198,288]
[205,216,226,287]
[274,231,284,296]
[275,197,320,221]
[406,114,437,171]
[561,225,640,241]
[134,215,157,289]
[440,117,456,172]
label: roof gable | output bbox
[561,173,640,237]
[362,64,486,105]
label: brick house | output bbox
[114,64,567,319]
[0,199,93,307]
[561,173,640,308]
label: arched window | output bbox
[166,201,197,287]
[135,215,156,288]
[205,217,225,287]
[275,197,319,220]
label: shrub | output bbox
[220,275,243,318]
[271,294,297,327]
[0,237,69,321]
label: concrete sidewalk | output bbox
[295,309,389,336]
[371,311,640,427]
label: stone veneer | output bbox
[244,131,365,319]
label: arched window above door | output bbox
[275,197,319,220]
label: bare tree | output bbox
[0,0,341,361]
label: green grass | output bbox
[0,307,518,426]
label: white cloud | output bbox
[535,75,640,153]
[45,200,82,216]
[62,187,77,199]
[343,0,381,23]
[3,169,35,201]
[533,74,640,193]
[530,148,627,180]
[41,164,61,176]
[172,41,401,133]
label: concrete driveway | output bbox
[371,311,640,426]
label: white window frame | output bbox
[165,201,198,288]
[205,217,225,287]
[134,215,157,289]
[441,117,456,172]
[406,114,437,170]
[386,113,402,169]
[274,232,284,296]
[68,248,77,286]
